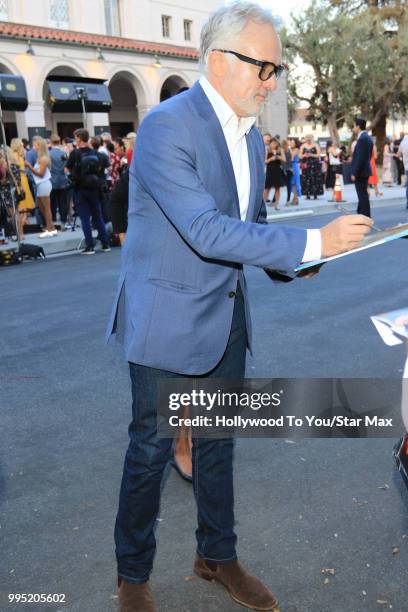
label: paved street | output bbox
[1,202,408,612]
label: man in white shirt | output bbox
[109,3,373,611]
[397,134,408,208]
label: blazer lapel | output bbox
[188,82,240,218]
[245,130,257,222]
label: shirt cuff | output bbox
[302,229,322,263]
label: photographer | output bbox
[65,129,111,255]
[49,134,70,232]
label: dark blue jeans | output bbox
[115,286,247,584]
[75,188,109,248]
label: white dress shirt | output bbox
[398,135,408,171]
[199,76,321,263]
[403,357,408,431]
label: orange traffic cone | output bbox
[334,174,343,202]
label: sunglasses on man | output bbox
[213,49,287,81]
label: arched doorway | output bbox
[0,63,17,143]
[43,66,84,139]
[109,71,142,138]
[160,76,189,102]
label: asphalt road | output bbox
[1,202,407,612]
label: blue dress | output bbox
[291,154,302,196]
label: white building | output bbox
[0,0,288,141]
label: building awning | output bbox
[0,21,199,60]
[46,76,112,113]
[0,73,28,111]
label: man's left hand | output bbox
[296,263,324,279]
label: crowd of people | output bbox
[1,125,407,251]
[263,130,408,209]
[0,129,135,253]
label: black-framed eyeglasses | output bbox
[213,49,287,81]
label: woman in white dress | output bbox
[382,138,394,187]
[25,137,56,238]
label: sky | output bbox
[257,0,310,24]
[256,0,315,104]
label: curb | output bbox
[267,197,407,222]
[267,209,314,221]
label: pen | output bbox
[335,204,383,233]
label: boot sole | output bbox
[194,567,280,611]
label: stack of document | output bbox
[296,222,408,272]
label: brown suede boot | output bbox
[117,577,156,612]
[193,556,279,611]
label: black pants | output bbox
[285,170,293,202]
[355,177,370,217]
[399,159,405,185]
[51,188,69,224]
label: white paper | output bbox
[371,307,408,346]
[370,317,403,346]
[296,223,408,272]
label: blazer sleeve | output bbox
[132,110,306,275]
[351,140,361,176]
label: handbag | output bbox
[8,165,26,203]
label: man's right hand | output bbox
[320,215,373,258]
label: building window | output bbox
[0,0,8,21]
[184,19,192,42]
[49,0,69,29]
[104,0,121,36]
[162,15,171,38]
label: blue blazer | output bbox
[106,81,307,375]
[351,131,373,178]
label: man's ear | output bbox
[208,50,227,78]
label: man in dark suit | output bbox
[351,117,374,217]
[392,131,405,185]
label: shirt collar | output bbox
[199,76,256,138]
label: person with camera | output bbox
[65,129,111,255]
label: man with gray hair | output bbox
[108,2,372,610]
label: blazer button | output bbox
[228,291,236,298]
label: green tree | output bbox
[283,0,408,156]
[282,4,355,143]
[330,0,408,155]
